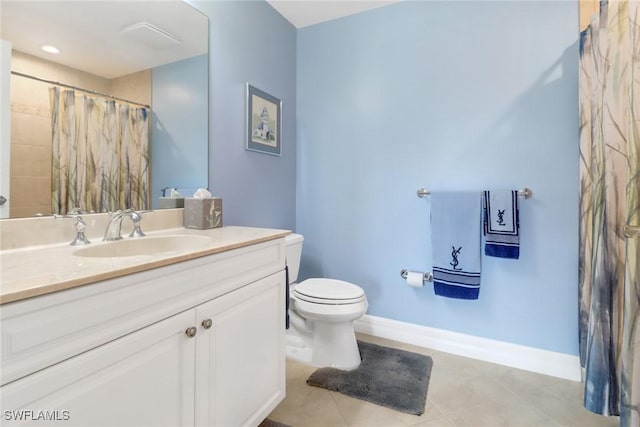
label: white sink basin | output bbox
[73,235,212,258]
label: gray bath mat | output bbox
[306,340,433,415]
[258,419,290,427]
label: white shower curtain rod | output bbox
[11,70,150,109]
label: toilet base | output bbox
[285,316,362,370]
[312,320,361,370]
[285,332,313,365]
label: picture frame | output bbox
[246,83,282,156]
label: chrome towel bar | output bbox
[417,187,533,199]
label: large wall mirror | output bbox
[0,1,209,218]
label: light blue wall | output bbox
[151,54,208,205]
[193,0,297,230]
[297,1,580,355]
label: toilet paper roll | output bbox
[405,271,425,288]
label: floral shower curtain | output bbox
[50,87,150,214]
[579,1,640,426]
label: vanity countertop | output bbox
[0,226,290,305]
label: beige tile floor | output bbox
[267,333,619,427]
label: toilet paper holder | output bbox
[400,269,433,283]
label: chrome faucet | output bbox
[103,210,147,241]
[54,214,91,246]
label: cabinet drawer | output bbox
[1,239,285,386]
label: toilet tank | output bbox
[284,233,304,283]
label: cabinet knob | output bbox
[185,326,197,338]
[201,319,213,330]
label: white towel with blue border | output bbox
[483,190,520,259]
[431,192,482,300]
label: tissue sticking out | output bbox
[193,188,212,199]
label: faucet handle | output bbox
[54,214,91,246]
[128,209,151,238]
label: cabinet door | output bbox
[195,271,286,427]
[1,311,196,427]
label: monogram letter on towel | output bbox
[430,192,482,300]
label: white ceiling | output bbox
[0,0,396,80]
[0,1,208,79]
[267,0,401,28]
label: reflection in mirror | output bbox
[0,1,209,218]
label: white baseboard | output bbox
[354,314,582,381]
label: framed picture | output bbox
[246,84,282,156]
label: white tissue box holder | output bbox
[184,197,223,229]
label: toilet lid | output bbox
[293,278,365,304]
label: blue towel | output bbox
[431,192,482,300]
[483,190,520,259]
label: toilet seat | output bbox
[293,278,365,305]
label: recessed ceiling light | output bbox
[41,45,60,54]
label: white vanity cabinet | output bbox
[195,272,285,427]
[1,310,198,427]
[0,237,286,427]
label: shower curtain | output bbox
[579,1,640,426]
[50,87,150,214]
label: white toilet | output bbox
[285,233,368,370]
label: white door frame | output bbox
[0,39,11,218]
